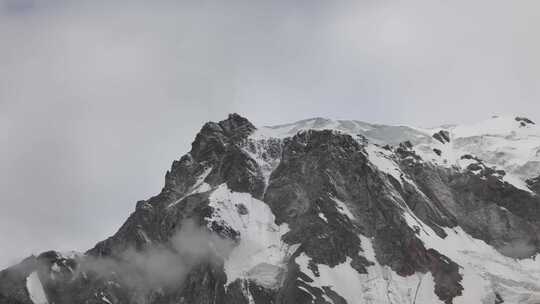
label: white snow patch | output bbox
[168,167,213,207]
[26,272,48,304]
[503,173,534,193]
[207,184,298,288]
[331,197,355,220]
[366,145,404,185]
[318,213,328,223]
[51,263,60,272]
[186,167,213,195]
[195,182,212,193]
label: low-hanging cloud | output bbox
[74,220,234,295]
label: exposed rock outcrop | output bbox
[432,130,450,144]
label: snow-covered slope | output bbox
[253,117,431,145]
[206,184,298,289]
[415,115,540,184]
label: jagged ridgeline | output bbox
[2,114,540,304]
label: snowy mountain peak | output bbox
[2,113,540,304]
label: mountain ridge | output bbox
[2,113,540,304]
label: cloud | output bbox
[76,219,234,294]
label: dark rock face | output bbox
[494,292,504,304]
[265,131,374,270]
[432,130,450,144]
[0,256,37,304]
[166,113,259,197]
[400,157,540,259]
[264,130,463,303]
[515,116,535,126]
[2,114,540,304]
[527,175,540,195]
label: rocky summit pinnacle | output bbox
[2,114,540,304]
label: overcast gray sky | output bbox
[1,0,540,268]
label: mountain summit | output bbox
[2,114,540,304]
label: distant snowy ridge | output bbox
[255,115,540,190]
